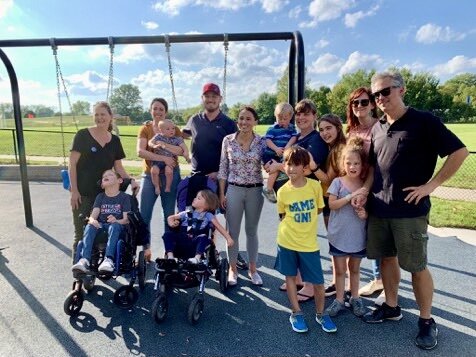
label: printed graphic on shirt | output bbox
[100,204,122,216]
[289,199,315,223]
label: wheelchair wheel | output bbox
[83,275,96,292]
[218,258,229,293]
[64,290,84,316]
[151,292,168,323]
[113,285,139,309]
[187,293,204,325]
[138,250,146,290]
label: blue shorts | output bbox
[274,245,324,284]
[329,243,366,258]
[152,161,166,170]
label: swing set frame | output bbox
[0,31,306,227]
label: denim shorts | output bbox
[367,214,429,273]
[328,243,366,258]
[274,245,324,284]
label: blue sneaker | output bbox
[289,312,308,333]
[316,314,337,333]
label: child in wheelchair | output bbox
[163,189,234,263]
[71,169,131,274]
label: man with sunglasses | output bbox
[360,70,468,350]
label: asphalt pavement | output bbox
[0,181,475,357]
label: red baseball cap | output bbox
[202,82,221,96]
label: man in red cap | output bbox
[182,83,248,270]
[182,82,237,179]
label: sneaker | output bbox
[188,257,201,264]
[374,290,386,306]
[228,271,238,286]
[415,318,438,350]
[248,271,263,286]
[289,312,308,333]
[98,257,114,273]
[362,302,403,323]
[359,279,384,296]
[349,297,366,317]
[71,258,90,273]
[236,253,248,270]
[325,299,346,317]
[262,187,277,203]
[316,314,337,333]
[324,283,336,297]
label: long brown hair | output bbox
[318,114,346,175]
[345,87,378,134]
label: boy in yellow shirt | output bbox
[274,146,337,334]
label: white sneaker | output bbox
[228,271,238,286]
[359,279,384,296]
[71,258,90,273]
[98,257,114,273]
[188,257,201,264]
[248,271,263,286]
[374,290,386,306]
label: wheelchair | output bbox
[150,174,230,325]
[64,180,148,316]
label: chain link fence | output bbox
[1,128,475,202]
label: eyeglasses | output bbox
[351,99,370,107]
[372,86,399,99]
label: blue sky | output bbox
[1,0,475,111]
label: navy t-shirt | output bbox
[183,112,237,175]
[297,130,329,179]
[93,191,131,223]
[368,107,465,218]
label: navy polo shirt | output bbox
[368,107,465,218]
[183,111,237,175]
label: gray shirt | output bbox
[326,177,366,253]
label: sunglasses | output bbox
[372,86,399,99]
[351,99,370,107]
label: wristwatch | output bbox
[310,166,319,173]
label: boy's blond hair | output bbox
[274,102,294,117]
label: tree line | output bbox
[1,69,475,124]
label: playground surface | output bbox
[0,181,475,357]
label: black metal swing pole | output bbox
[0,49,33,227]
[0,31,305,228]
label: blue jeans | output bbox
[81,223,124,261]
[140,168,181,235]
[162,231,210,258]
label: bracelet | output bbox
[345,194,352,202]
[310,166,319,173]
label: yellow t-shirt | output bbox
[276,179,325,252]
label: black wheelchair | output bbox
[150,174,230,325]
[64,180,149,316]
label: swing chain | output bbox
[106,37,115,102]
[165,35,179,119]
[222,33,229,109]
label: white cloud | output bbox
[115,45,151,64]
[433,55,476,76]
[415,23,466,44]
[0,0,13,19]
[304,0,354,27]
[338,51,383,76]
[315,39,329,48]
[141,21,159,30]
[344,5,379,28]
[153,0,257,16]
[309,53,343,74]
[261,0,288,13]
[288,5,301,19]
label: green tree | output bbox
[276,67,289,103]
[397,68,444,112]
[327,69,375,120]
[253,92,277,124]
[109,84,143,123]
[439,73,476,121]
[228,102,244,120]
[306,86,332,116]
[71,100,90,115]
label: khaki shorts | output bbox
[367,214,429,273]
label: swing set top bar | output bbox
[0,32,296,47]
